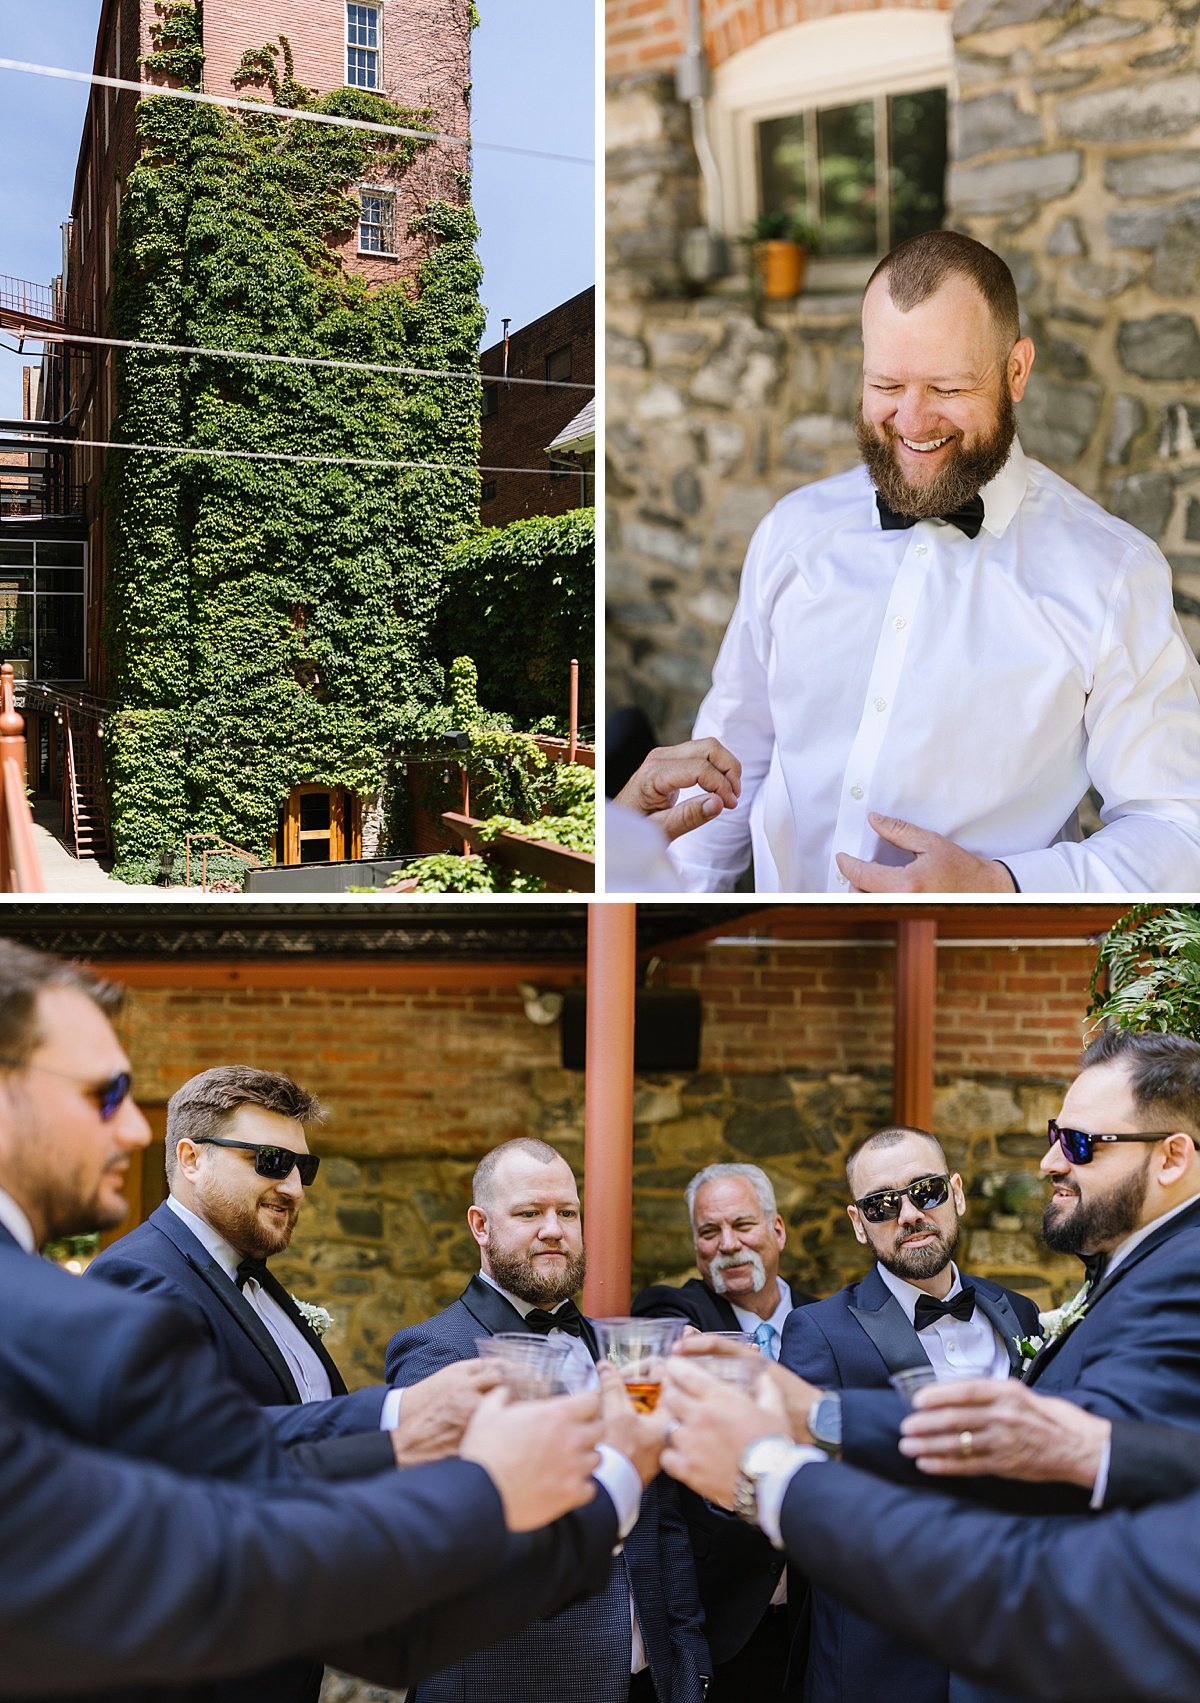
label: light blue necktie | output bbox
[754,1321,777,1360]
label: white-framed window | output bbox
[710,11,954,289]
[358,188,397,254]
[346,3,381,89]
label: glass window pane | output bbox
[816,100,876,256]
[0,568,34,593]
[299,791,332,832]
[33,542,85,566]
[36,569,85,592]
[888,88,948,248]
[36,595,84,679]
[757,115,809,228]
[0,544,34,567]
[299,837,332,863]
[0,596,33,663]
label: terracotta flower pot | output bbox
[756,239,807,300]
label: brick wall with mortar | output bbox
[607,0,1200,744]
[111,936,1097,1391]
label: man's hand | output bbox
[898,1377,1111,1489]
[672,1339,823,1445]
[836,814,1016,893]
[460,1388,603,1531]
[598,1363,671,1486]
[660,1359,785,1506]
[614,739,741,842]
[389,1360,502,1467]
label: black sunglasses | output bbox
[854,1173,952,1224]
[193,1135,320,1185]
[1046,1119,1182,1166]
[0,1059,133,1121]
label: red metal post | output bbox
[582,903,637,1316]
[894,918,938,1130]
[568,658,579,764]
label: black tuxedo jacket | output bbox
[779,1264,1040,1703]
[0,1226,622,1703]
[386,1274,711,1703]
[632,1271,816,1665]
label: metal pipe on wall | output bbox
[581,903,637,1316]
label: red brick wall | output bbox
[479,288,596,527]
[607,0,952,80]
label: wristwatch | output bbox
[733,1434,798,1524]
[807,1390,842,1455]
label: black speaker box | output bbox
[560,988,701,1071]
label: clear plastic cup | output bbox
[593,1317,687,1412]
[475,1333,576,1399]
[888,1365,939,1408]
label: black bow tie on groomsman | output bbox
[1080,1251,1109,1292]
[523,1298,586,1338]
[876,491,986,540]
[235,1257,270,1292]
[914,1285,977,1332]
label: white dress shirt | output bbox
[877,1261,1010,1381]
[670,441,1200,893]
[0,1186,35,1253]
[729,1277,793,1358]
[167,1197,402,1429]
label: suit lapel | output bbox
[972,1280,1025,1373]
[848,1268,931,1375]
[255,1264,348,1396]
[149,1205,304,1404]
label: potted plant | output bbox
[748,211,818,300]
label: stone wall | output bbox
[606,0,1200,743]
[113,934,1098,1394]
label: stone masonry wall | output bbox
[607,0,1200,743]
[112,936,1098,1394]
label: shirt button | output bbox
[874,697,887,713]
[915,543,928,556]
[835,870,849,886]
[893,616,907,630]
[850,784,864,800]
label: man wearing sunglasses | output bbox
[777,1125,1039,1703]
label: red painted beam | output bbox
[582,904,636,1316]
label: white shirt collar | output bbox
[478,1267,573,1318]
[729,1276,793,1339]
[1103,1192,1200,1279]
[876,1259,963,1323]
[867,438,1029,540]
[167,1194,244,1283]
[0,1185,36,1253]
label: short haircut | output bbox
[472,1138,570,1212]
[0,938,122,1066]
[845,1126,947,1198]
[686,1162,777,1225]
[1080,1028,1200,1138]
[166,1066,323,1183]
[867,230,1021,350]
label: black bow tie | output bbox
[524,1300,585,1338]
[235,1258,270,1292]
[876,492,985,540]
[1080,1252,1109,1290]
[914,1285,976,1331]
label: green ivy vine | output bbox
[104,0,484,881]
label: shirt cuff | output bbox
[379,1386,404,1432]
[756,1446,829,1547]
[595,1443,643,1541]
[1090,1434,1112,1509]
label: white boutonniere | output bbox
[1014,1280,1090,1377]
[293,1297,334,1338]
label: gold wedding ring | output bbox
[959,1429,974,1458]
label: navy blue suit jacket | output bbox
[0,1226,623,1703]
[387,1274,711,1703]
[779,1265,1039,1703]
[778,1446,1200,1703]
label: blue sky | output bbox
[0,1,595,416]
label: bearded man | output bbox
[385,1137,710,1703]
[778,1125,1038,1703]
[668,228,1200,893]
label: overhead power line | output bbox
[0,327,596,391]
[5,433,595,479]
[0,59,593,165]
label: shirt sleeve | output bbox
[1002,538,1200,892]
[667,510,781,892]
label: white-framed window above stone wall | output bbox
[711,10,955,290]
[346,3,381,89]
[358,187,397,255]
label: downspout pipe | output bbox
[675,0,728,282]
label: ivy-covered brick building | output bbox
[30,0,483,879]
